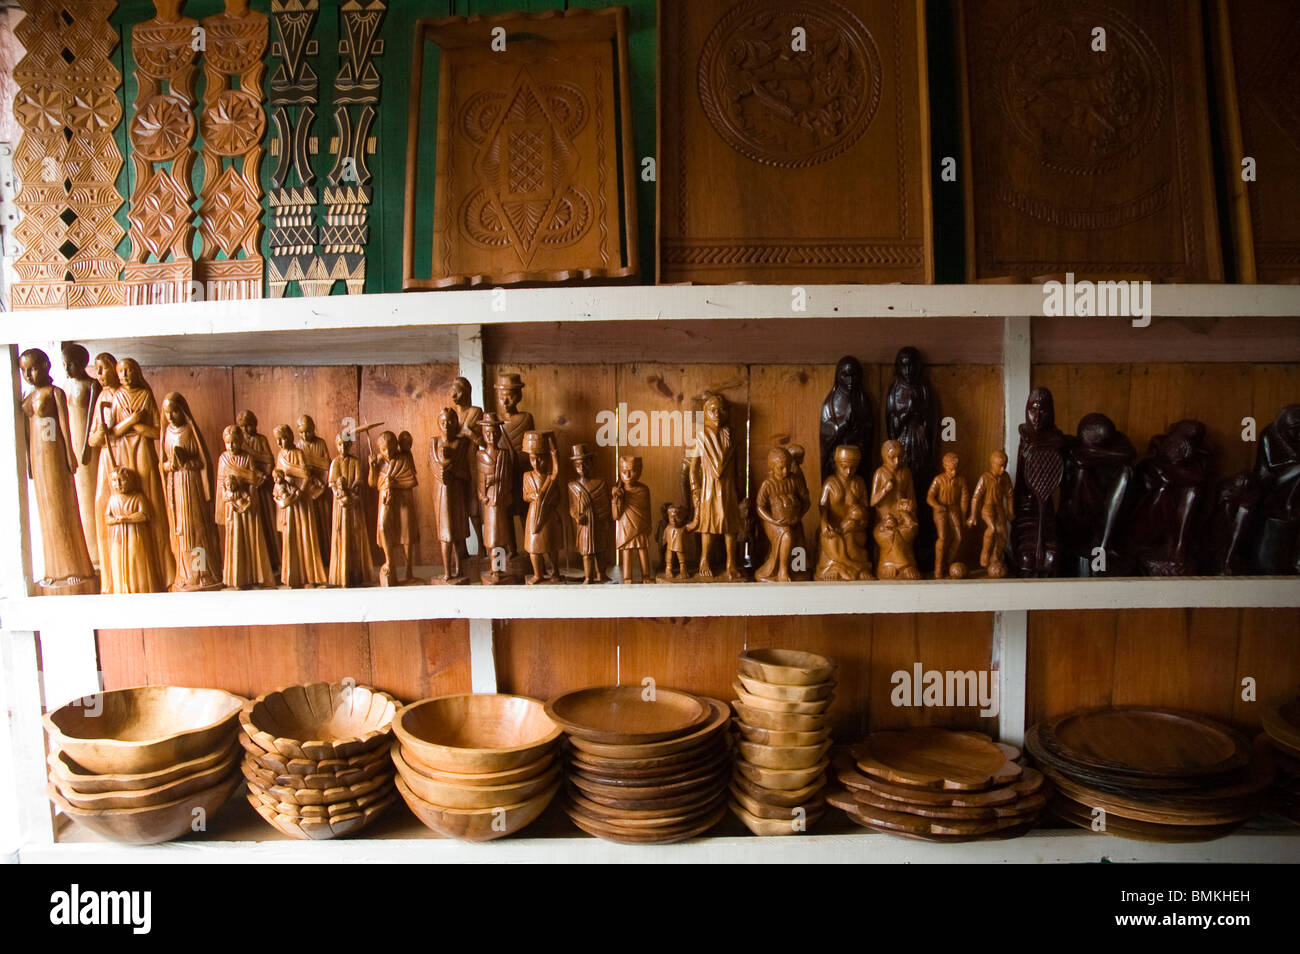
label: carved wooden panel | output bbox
[403,8,638,290]
[658,0,932,284]
[125,0,200,305]
[12,0,125,309]
[956,0,1223,282]
[194,0,268,300]
[1212,0,1300,282]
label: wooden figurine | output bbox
[820,356,874,481]
[967,450,1015,579]
[61,344,101,564]
[816,444,874,581]
[755,448,811,582]
[369,430,420,585]
[450,376,484,550]
[429,408,470,584]
[687,393,743,580]
[659,504,692,582]
[160,392,222,590]
[521,431,564,585]
[1251,404,1300,573]
[109,359,176,586]
[1059,413,1137,577]
[237,409,280,572]
[328,431,375,587]
[1129,420,1215,576]
[870,440,921,580]
[273,425,328,588]
[887,346,939,566]
[928,452,971,579]
[477,414,520,584]
[217,425,274,589]
[297,414,333,563]
[1210,471,1264,576]
[496,373,534,555]
[1013,387,1066,577]
[613,455,654,584]
[106,467,164,594]
[87,353,120,589]
[568,443,611,584]
[18,349,97,595]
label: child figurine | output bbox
[521,430,563,584]
[328,431,375,587]
[105,467,164,594]
[612,455,654,583]
[967,449,1015,578]
[217,426,275,589]
[429,408,470,584]
[755,447,811,582]
[274,425,327,588]
[659,504,692,581]
[568,443,611,584]
[928,452,972,579]
[370,430,420,585]
[870,440,921,580]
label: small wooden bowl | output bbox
[546,686,709,744]
[394,694,561,775]
[736,674,835,703]
[730,783,826,820]
[732,702,826,733]
[733,681,834,715]
[48,772,241,844]
[733,720,831,747]
[248,790,396,840]
[732,769,827,807]
[391,744,561,809]
[44,686,247,776]
[49,740,238,795]
[52,747,239,810]
[738,649,837,686]
[241,756,395,808]
[735,756,830,791]
[566,697,730,760]
[736,739,832,770]
[395,773,560,842]
[240,682,398,762]
[730,799,824,836]
[396,741,557,787]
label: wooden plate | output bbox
[568,758,723,790]
[1050,793,1242,844]
[733,681,833,715]
[846,786,1046,822]
[731,769,827,807]
[732,702,826,732]
[736,674,835,703]
[566,697,729,759]
[836,765,1041,807]
[827,788,1031,837]
[1261,699,1300,753]
[570,736,728,775]
[1043,768,1262,827]
[853,729,1019,790]
[566,788,728,828]
[568,766,725,802]
[568,776,728,813]
[546,686,708,744]
[737,649,836,686]
[565,800,727,844]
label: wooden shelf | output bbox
[3,577,1297,631]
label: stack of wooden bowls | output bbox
[45,686,246,844]
[1027,706,1274,842]
[549,686,731,844]
[392,693,563,841]
[1260,697,1300,823]
[240,682,399,840]
[729,649,836,835]
[829,728,1045,841]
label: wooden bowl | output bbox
[566,697,730,760]
[246,779,394,819]
[49,740,238,795]
[237,730,392,779]
[569,757,723,790]
[732,701,825,732]
[571,738,727,778]
[391,744,561,810]
[394,773,559,842]
[730,783,826,819]
[730,799,824,836]
[733,720,831,747]
[733,681,833,715]
[735,756,829,791]
[546,686,709,744]
[241,742,394,792]
[52,746,239,810]
[736,739,832,770]
[396,741,557,787]
[43,686,246,776]
[241,682,398,762]
[738,649,836,686]
[394,693,560,775]
[568,775,727,813]
[241,757,395,808]
[732,769,827,807]
[248,790,396,840]
[48,772,241,844]
[736,673,835,703]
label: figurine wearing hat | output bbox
[495,372,534,552]
[476,413,519,583]
[521,430,563,584]
[568,443,611,583]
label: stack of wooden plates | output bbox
[829,728,1045,841]
[45,686,246,844]
[1260,698,1300,824]
[548,686,731,844]
[392,693,563,841]
[728,649,836,835]
[1026,706,1273,842]
[240,682,399,840]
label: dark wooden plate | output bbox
[828,788,1039,840]
[569,735,728,776]
[546,686,709,744]
[566,788,729,829]
[1050,793,1242,843]
[836,765,1044,806]
[847,787,1047,822]
[568,758,724,790]
[1261,699,1300,753]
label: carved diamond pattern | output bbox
[200,167,262,256]
[130,172,191,259]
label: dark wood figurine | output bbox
[328,431,375,587]
[816,444,874,581]
[160,392,222,590]
[755,447,810,582]
[1013,387,1065,577]
[568,443,611,584]
[1059,413,1137,577]
[886,346,939,566]
[968,450,1014,578]
[1129,420,1215,576]
[370,429,420,585]
[1251,404,1300,573]
[820,356,873,481]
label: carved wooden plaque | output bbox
[956,0,1223,282]
[403,8,638,289]
[658,0,932,284]
[1212,0,1300,282]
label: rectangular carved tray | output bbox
[403,7,638,289]
[657,0,933,284]
[956,0,1223,282]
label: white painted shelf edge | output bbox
[4,283,1300,346]
[3,577,1298,630]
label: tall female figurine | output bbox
[816,445,874,581]
[871,440,921,579]
[61,342,100,564]
[19,349,97,594]
[820,356,873,481]
[274,424,327,587]
[328,431,374,587]
[87,352,120,589]
[107,358,175,586]
[297,414,332,563]
[476,414,519,584]
[755,447,810,582]
[687,392,743,579]
[217,425,274,589]
[521,430,563,584]
[1013,387,1066,577]
[160,392,221,590]
[237,409,280,573]
[370,429,420,585]
[105,467,164,594]
[496,372,534,554]
[429,408,470,584]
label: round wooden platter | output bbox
[566,788,728,829]
[827,789,1039,841]
[1049,793,1243,843]
[546,686,710,745]
[1261,699,1300,754]
[565,798,728,844]
[836,763,1044,807]
[851,729,1021,791]
[844,786,1047,822]
[568,737,728,778]
[1042,767,1264,827]
[565,697,729,759]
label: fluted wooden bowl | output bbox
[395,773,560,841]
[730,783,826,819]
[736,673,835,703]
[736,739,833,770]
[237,729,392,781]
[732,769,827,807]
[247,790,396,840]
[738,649,837,686]
[240,683,398,761]
[733,720,831,747]
[48,772,241,844]
[53,746,239,810]
[43,686,247,776]
[391,744,561,809]
[393,694,561,775]
[241,757,395,808]
[240,736,393,791]
[731,702,825,733]
[49,740,238,795]
[733,682,834,715]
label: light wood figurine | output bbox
[160,392,222,590]
[521,430,563,585]
[871,440,921,580]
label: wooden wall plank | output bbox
[616,617,746,704]
[1233,609,1300,729]
[1030,364,1134,436]
[1126,364,1256,474]
[231,367,361,450]
[95,628,147,689]
[1025,610,1117,725]
[493,619,618,702]
[367,620,472,703]
[869,613,996,734]
[1110,609,1239,724]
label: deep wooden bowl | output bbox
[730,799,825,836]
[733,720,831,747]
[52,746,239,810]
[546,686,709,744]
[733,682,834,715]
[391,744,561,809]
[241,683,398,762]
[738,649,837,686]
[731,701,825,732]
[396,741,557,787]
[735,756,830,791]
[48,772,241,844]
[395,773,560,841]
[43,686,246,776]
[736,674,835,703]
[736,739,833,770]
[393,694,561,774]
[566,697,730,760]
[49,740,238,795]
